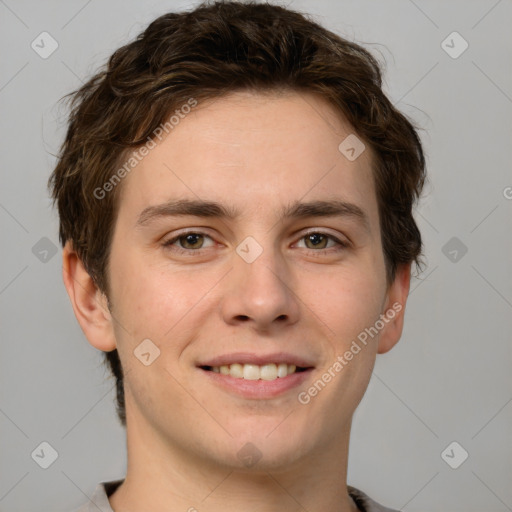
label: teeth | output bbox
[212,363,298,380]
[243,364,260,380]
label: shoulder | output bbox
[348,485,401,512]
[71,479,124,512]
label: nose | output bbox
[220,245,300,332]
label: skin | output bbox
[63,90,411,512]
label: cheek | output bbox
[109,260,201,416]
[110,253,183,332]
[109,253,225,362]
[308,273,383,414]
[308,267,386,343]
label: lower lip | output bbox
[199,368,314,399]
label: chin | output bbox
[216,426,313,472]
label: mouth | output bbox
[199,363,310,381]
[196,354,315,399]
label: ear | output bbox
[377,263,411,354]
[61,240,117,352]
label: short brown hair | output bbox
[49,0,426,426]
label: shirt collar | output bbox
[78,480,398,512]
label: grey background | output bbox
[1,0,511,511]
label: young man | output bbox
[49,2,426,511]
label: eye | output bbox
[161,229,349,256]
[162,231,215,252]
[296,231,349,251]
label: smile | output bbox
[199,365,313,399]
[201,363,307,381]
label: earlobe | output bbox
[377,263,411,354]
[62,240,117,352]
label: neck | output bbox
[109,410,359,512]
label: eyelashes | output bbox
[162,229,350,256]
[163,232,215,252]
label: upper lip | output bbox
[198,352,315,368]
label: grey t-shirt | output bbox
[73,480,400,512]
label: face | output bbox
[93,90,408,470]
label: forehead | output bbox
[116,90,378,226]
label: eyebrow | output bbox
[136,198,370,232]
